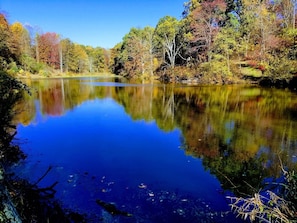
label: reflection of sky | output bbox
[14,97,238,222]
[224,120,235,145]
[225,121,235,131]
[27,99,47,125]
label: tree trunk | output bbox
[59,44,63,73]
[35,35,39,63]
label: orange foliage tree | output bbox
[37,32,60,69]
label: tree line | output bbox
[1,0,297,82]
[0,13,110,76]
[113,0,297,82]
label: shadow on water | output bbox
[11,77,297,222]
[0,73,89,222]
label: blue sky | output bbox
[0,0,185,48]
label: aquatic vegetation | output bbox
[228,191,294,222]
[228,167,297,222]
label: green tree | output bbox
[60,38,73,73]
[212,27,237,75]
[68,44,88,73]
[110,42,125,75]
[85,46,107,73]
[142,26,155,76]
[154,16,183,69]
[224,0,243,24]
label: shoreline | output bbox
[15,72,120,79]
[12,70,297,91]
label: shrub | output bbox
[268,57,295,80]
[20,55,44,74]
[199,60,232,77]
[6,62,19,76]
[39,69,50,77]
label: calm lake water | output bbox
[12,77,297,222]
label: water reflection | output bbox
[14,77,297,221]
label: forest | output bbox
[0,0,296,84]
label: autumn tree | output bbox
[10,22,33,71]
[111,26,156,77]
[123,27,155,77]
[115,28,141,77]
[277,0,297,29]
[10,22,31,56]
[239,1,282,66]
[0,13,16,68]
[37,32,60,69]
[183,0,227,63]
[276,0,297,61]
[9,22,22,59]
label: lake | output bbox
[12,77,297,222]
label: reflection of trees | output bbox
[39,80,64,116]
[15,78,110,123]
[202,141,269,196]
[154,85,176,131]
[112,84,297,195]
[15,79,297,195]
[14,92,35,126]
[163,85,175,124]
[178,86,297,195]
[113,85,155,122]
[112,84,178,131]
